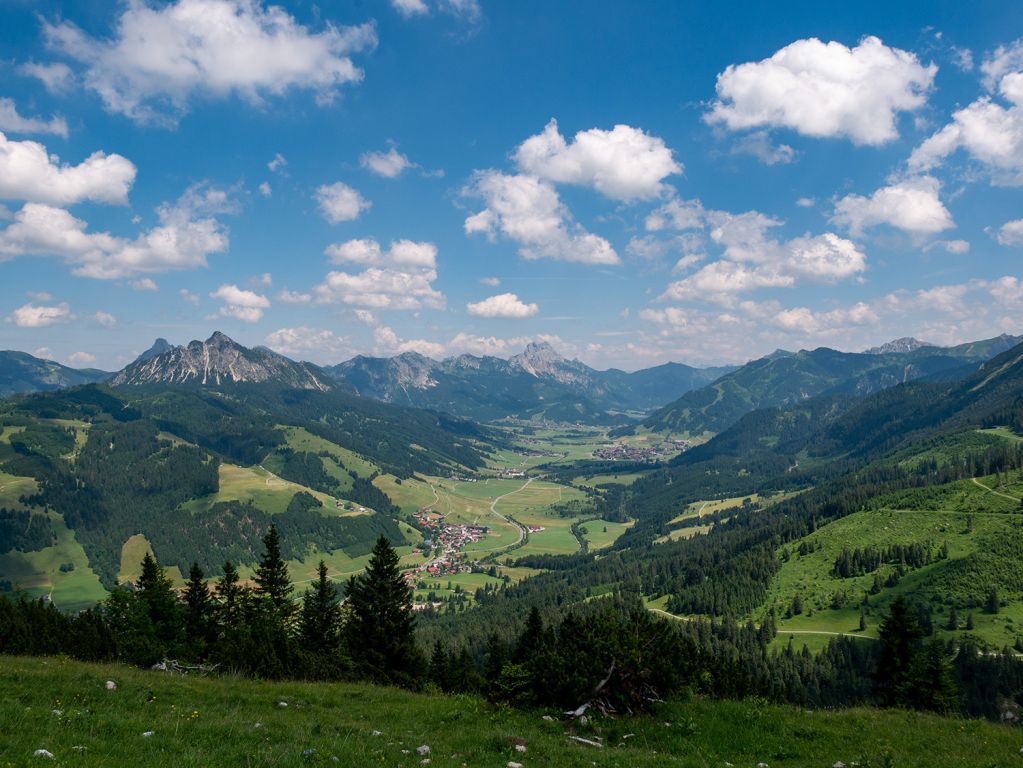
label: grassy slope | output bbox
[2,656,1021,768]
[763,480,1023,647]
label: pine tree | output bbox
[985,587,1000,614]
[254,525,294,626]
[905,638,959,713]
[514,606,544,662]
[183,562,214,657]
[136,552,180,649]
[966,612,975,630]
[946,606,958,631]
[216,561,244,629]
[344,535,422,686]
[298,561,340,654]
[875,596,924,707]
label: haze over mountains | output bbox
[4,332,1022,430]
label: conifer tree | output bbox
[136,552,180,648]
[299,561,340,654]
[216,560,244,629]
[905,638,959,713]
[875,596,923,707]
[254,525,294,626]
[183,562,214,656]
[344,535,421,686]
[946,606,958,631]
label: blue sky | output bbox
[0,0,1021,371]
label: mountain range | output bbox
[4,332,1023,432]
[629,333,1023,438]
[325,341,736,423]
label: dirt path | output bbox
[648,607,878,641]
[489,477,533,547]
[972,476,1022,502]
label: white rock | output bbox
[833,763,847,768]
[417,745,431,756]
[541,715,555,722]
[514,744,527,753]
[277,701,288,708]
[105,680,116,690]
[508,762,524,768]
[254,722,263,729]
[33,750,54,759]
[371,730,382,736]
[142,731,154,738]
[757,763,769,768]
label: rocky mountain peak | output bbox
[865,337,933,355]
[111,331,330,391]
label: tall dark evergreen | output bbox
[344,535,422,686]
[183,562,214,656]
[254,525,294,626]
[216,560,244,630]
[298,561,341,655]
[136,552,180,650]
[906,638,959,713]
[875,596,924,707]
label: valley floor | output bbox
[1,656,1021,767]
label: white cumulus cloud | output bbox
[832,176,954,235]
[264,326,353,363]
[7,302,73,327]
[706,36,936,146]
[313,238,444,310]
[464,171,619,265]
[360,146,413,178]
[910,42,1023,185]
[315,181,370,223]
[997,218,1023,246]
[44,0,377,124]
[0,131,136,205]
[466,292,539,318]
[0,183,231,279]
[0,98,69,138]
[210,283,269,322]
[514,119,681,201]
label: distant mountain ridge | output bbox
[111,331,332,391]
[632,333,1023,438]
[0,350,109,398]
[325,341,737,423]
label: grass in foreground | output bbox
[2,656,1022,767]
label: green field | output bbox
[4,656,1021,768]
[376,473,590,560]
[278,425,380,479]
[578,519,633,549]
[0,511,106,611]
[0,469,38,508]
[764,506,1023,647]
[180,463,375,518]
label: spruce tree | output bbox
[183,562,214,657]
[874,596,924,707]
[344,535,421,686]
[946,606,958,631]
[254,525,294,626]
[905,638,959,713]
[216,561,244,629]
[985,587,1000,614]
[136,552,180,649]
[298,561,341,654]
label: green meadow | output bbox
[3,656,1020,768]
